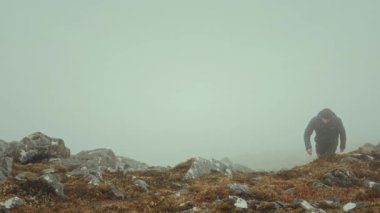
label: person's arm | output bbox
[338,118,346,151]
[304,117,315,152]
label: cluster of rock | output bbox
[182,157,253,180]
[0,132,257,211]
[0,132,150,210]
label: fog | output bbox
[1,1,379,170]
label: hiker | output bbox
[304,108,346,156]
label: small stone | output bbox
[343,202,356,212]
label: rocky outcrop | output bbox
[73,148,117,171]
[323,169,359,187]
[183,157,232,180]
[5,132,70,164]
[0,157,13,181]
[220,157,254,173]
[116,156,149,171]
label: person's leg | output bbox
[316,140,338,157]
[325,140,339,154]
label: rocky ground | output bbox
[0,133,380,212]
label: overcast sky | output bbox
[1,1,379,168]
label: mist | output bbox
[1,1,379,169]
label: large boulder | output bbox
[72,148,117,171]
[116,156,149,171]
[5,132,70,164]
[358,143,378,155]
[183,157,232,180]
[66,148,118,185]
[323,169,359,187]
[220,157,254,173]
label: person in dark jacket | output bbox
[304,108,346,156]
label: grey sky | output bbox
[1,1,379,168]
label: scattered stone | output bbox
[296,199,326,213]
[14,172,39,181]
[134,179,149,191]
[323,169,358,187]
[110,183,125,199]
[175,188,190,197]
[339,156,361,164]
[282,187,295,194]
[0,197,25,210]
[67,166,103,186]
[0,157,13,181]
[342,202,356,212]
[273,201,292,209]
[179,201,194,209]
[42,168,55,174]
[228,183,252,198]
[311,181,330,188]
[229,196,248,209]
[40,173,65,198]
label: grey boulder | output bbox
[323,169,358,187]
[5,132,70,164]
[116,156,149,171]
[183,157,232,180]
[73,148,117,171]
[228,183,253,198]
[0,157,13,181]
[40,173,65,198]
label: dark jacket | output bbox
[304,109,346,151]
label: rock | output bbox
[42,168,55,174]
[15,172,39,181]
[342,202,357,212]
[273,201,292,209]
[0,197,25,210]
[323,169,358,187]
[66,166,103,186]
[0,140,9,156]
[116,156,148,171]
[134,179,149,191]
[358,143,377,154]
[228,196,248,209]
[183,157,232,180]
[220,157,254,173]
[339,156,361,164]
[296,199,326,213]
[175,188,190,197]
[228,183,253,198]
[73,148,117,171]
[282,187,295,194]
[5,132,70,164]
[40,173,65,198]
[0,157,13,181]
[110,183,125,199]
[311,181,329,188]
[179,201,194,209]
[376,142,380,150]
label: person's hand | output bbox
[306,148,312,155]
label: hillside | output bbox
[0,133,379,212]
